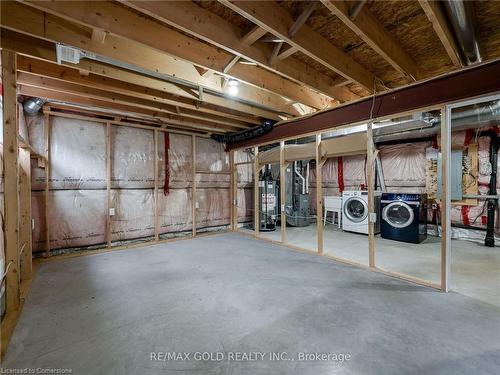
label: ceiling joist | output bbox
[219,0,376,91]
[2,1,303,114]
[1,29,286,121]
[18,72,251,130]
[16,56,262,126]
[121,0,355,103]
[19,85,232,134]
[14,1,331,110]
[320,0,419,81]
[288,2,317,38]
[418,0,463,67]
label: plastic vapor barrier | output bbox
[28,114,231,252]
[51,117,106,190]
[111,125,155,189]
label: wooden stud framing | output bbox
[253,146,260,238]
[192,135,197,237]
[43,112,51,257]
[229,150,236,231]
[106,122,112,248]
[279,141,286,243]
[367,122,375,267]
[19,147,32,281]
[1,49,20,315]
[229,100,461,291]
[154,129,160,241]
[315,134,323,254]
[441,106,451,291]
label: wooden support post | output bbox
[441,106,451,291]
[253,146,259,238]
[367,122,375,267]
[1,49,20,313]
[154,129,159,241]
[229,150,236,230]
[19,148,32,281]
[279,141,286,243]
[316,134,323,254]
[106,122,112,248]
[43,112,51,257]
[192,135,197,237]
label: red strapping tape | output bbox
[338,156,344,193]
[163,132,170,195]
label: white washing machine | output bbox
[342,191,381,234]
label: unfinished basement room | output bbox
[1,0,500,374]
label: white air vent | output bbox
[56,44,82,64]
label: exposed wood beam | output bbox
[277,46,298,60]
[194,66,209,76]
[17,72,251,129]
[219,0,375,91]
[288,2,317,38]
[19,85,231,134]
[349,0,368,20]
[260,36,285,43]
[2,3,301,114]
[320,0,419,80]
[223,55,240,73]
[418,0,462,67]
[269,41,283,67]
[16,56,262,125]
[14,1,330,110]
[121,1,355,102]
[241,25,267,45]
[3,29,288,119]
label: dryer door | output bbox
[344,197,368,223]
[382,202,414,229]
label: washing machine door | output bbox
[344,197,368,223]
[382,202,414,229]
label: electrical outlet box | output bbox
[109,208,115,216]
[369,212,377,223]
[195,202,200,209]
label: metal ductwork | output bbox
[211,119,276,144]
[443,0,482,65]
[23,97,46,115]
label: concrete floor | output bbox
[241,223,500,307]
[5,233,500,374]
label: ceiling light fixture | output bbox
[227,79,239,96]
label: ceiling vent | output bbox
[56,44,82,64]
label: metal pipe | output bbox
[485,131,499,247]
[462,194,500,200]
[443,0,482,65]
[305,162,310,194]
[294,162,306,194]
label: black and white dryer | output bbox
[380,193,427,243]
